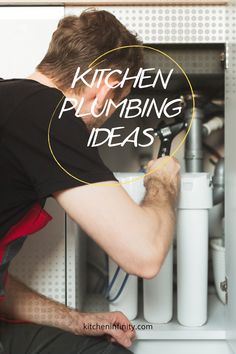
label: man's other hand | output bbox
[70,310,135,348]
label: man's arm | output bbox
[0,274,75,331]
[0,275,135,348]
[54,156,180,279]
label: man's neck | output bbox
[27,71,58,90]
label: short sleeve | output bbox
[10,87,117,199]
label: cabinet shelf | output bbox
[82,293,226,340]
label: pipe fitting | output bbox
[213,158,224,205]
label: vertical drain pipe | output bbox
[213,158,224,205]
[177,93,213,326]
[184,94,205,172]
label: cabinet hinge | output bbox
[220,276,228,304]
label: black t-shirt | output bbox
[0,78,116,297]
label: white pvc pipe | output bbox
[108,173,145,320]
[203,116,224,136]
[177,173,213,326]
[108,259,138,320]
[143,246,173,323]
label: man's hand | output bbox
[143,156,180,206]
[70,310,135,348]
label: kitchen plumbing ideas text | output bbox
[58,66,183,148]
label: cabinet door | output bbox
[0,6,66,304]
[0,6,63,78]
[225,41,236,353]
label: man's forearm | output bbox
[0,274,76,333]
[0,275,136,347]
[141,174,178,269]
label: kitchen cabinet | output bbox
[1,4,235,353]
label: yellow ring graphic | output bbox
[48,45,195,187]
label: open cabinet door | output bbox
[225,2,236,353]
[0,5,66,303]
[0,6,64,78]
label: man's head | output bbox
[37,9,143,128]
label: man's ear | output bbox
[96,79,119,109]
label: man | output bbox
[0,9,180,354]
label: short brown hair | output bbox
[37,9,143,94]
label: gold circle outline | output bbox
[48,45,195,187]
